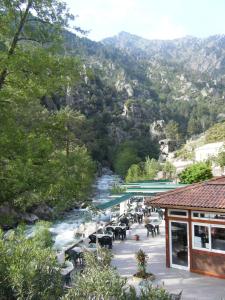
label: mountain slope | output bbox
[52,31,225,165]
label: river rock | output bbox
[19,212,39,224]
[0,203,20,229]
[32,204,53,220]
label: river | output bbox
[27,171,121,250]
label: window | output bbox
[192,223,225,253]
[210,213,225,220]
[192,211,210,219]
[211,226,225,251]
[193,224,209,249]
[168,209,188,217]
[192,211,225,221]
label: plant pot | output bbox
[132,276,144,285]
[133,234,140,241]
[133,273,155,285]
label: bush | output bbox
[0,227,62,300]
[179,162,213,184]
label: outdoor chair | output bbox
[114,227,126,240]
[67,250,82,266]
[62,272,71,287]
[105,227,115,239]
[89,234,96,244]
[146,224,156,237]
[155,224,160,234]
[98,236,112,249]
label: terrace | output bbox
[111,218,225,300]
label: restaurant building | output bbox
[146,176,225,279]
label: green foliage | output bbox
[138,285,171,300]
[179,162,213,184]
[0,227,63,300]
[33,221,54,248]
[126,164,142,183]
[63,248,170,300]
[0,0,81,96]
[110,183,126,195]
[0,1,96,219]
[205,122,225,143]
[125,157,161,183]
[63,249,126,300]
[215,151,225,167]
[165,120,181,142]
[45,147,96,211]
[143,157,161,180]
[114,143,141,177]
[162,161,176,179]
[135,249,148,277]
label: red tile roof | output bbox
[146,176,225,210]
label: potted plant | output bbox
[133,249,155,284]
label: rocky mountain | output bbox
[52,31,225,165]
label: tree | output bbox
[0,226,63,300]
[126,164,142,183]
[216,151,225,167]
[179,162,213,184]
[162,161,176,179]
[165,120,181,142]
[46,147,96,211]
[114,144,141,177]
[143,157,161,180]
[0,1,96,218]
[0,0,81,94]
[187,117,202,136]
[47,106,85,157]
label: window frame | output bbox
[191,211,225,222]
[210,224,225,254]
[168,209,188,218]
[192,222,225,254]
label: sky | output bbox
[65,0,225,41]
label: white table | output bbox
[105,225,126,230]
[94,233,113,239]
[71,246,83,253]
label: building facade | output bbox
[146,177,225,279]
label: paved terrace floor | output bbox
[111,218,225,300]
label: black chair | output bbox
[114,227,126,240]
[105,227,115,240]
[146,224,156,237]
[62,272,71,286]
[98,235,113,249]
[67,249,83,266]
[89,234,96,244]
[155,224,160,234]
[96,228,104,234]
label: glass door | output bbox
[170,221,189,270]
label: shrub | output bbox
[179,162,213,184]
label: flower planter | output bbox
[133,234,140,241]
[133,273,155,286]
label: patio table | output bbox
[106,225,127,230]
[70,246,83,253]
[94,233,113,239]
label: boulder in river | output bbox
[32,204,53,220]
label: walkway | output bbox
[111,219,225,300]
